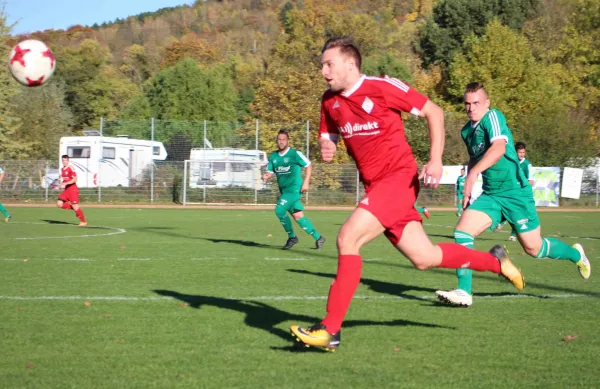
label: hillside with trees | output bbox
[0,0,597,167]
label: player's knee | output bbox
[523,244,539,257]
[56,200,63,208]
[274,205,287,219]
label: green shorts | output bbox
[468,186,540,233]
[277,192,304,214]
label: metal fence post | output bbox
[596,165,599,208]
[183,160,187,206]
[98,117,103,203]
[45,161,49,202]
[356,169,360,205]
[203,120,207,204]
[306,120,309,204]
[151,118,155,203]
[255,119,259,204]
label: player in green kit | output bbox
[435,82,591,307]
[0,167,11,222]
[455,167,466,217]
[262,130,326,250]
[495,142,535,240]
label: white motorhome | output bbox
[188,148,267,189]
[58,135,168,188]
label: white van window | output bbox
[153,146,160,156]
[103,147,116,159]
[67,146,91,158]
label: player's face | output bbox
[276,134,289,151]
[464,90,490,122]
[321,47,354,93]
[62,157,69,167]
[517,149,526,160]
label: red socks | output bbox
[75,209,86,222]
[438,243,501,273]
[321,255,362,334]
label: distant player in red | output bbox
[57,155,87,226]
[289,36,525,351]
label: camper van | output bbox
[58,135,168,188]
[188,148,267,189]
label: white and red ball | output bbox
[8,39,56,87]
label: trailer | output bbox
[58,135,167,188]
[187,148,267,189]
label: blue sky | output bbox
[5,0,194,35]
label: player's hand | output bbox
[319,138,337,162]
[261,173,270,182]
[301,183,309,193]
[462,172,478,208]
[59,183,66,189]
[419,159,443,188]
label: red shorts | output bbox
[59,185,79,204]
[358,172,421,246]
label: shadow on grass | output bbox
[135,227,336,258]
[153,289,454,352]
[288,269,436,302]
[41,219,113,229]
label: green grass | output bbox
[0,208,599,389]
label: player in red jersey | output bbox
[289,36,525,352]
[56,155,87,226]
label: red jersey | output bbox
[61,165,78,188]
[319,75,428,185]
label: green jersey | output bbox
[456,174,466,196]
[461,109,529,194]
[267,147,310,194]
[519,158,534,182]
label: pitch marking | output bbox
[10,222,126,240]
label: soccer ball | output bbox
[8,39,56,87]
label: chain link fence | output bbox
[0,118,598,207]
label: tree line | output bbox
[0,0,597,167]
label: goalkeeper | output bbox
[262,129,326,250]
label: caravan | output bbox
[58,135,168,188]
[188,148,267,189]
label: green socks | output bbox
[0,203,9,218]
[537,237,581,263]
[454,230,474,294]
[296,217,321,240]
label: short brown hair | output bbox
[465,82,488,97]
[321,36,362,70]
[61,154,69,159]
[277,129,290,139]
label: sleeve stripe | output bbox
[365,76,409,92]
[296,151,311,166]
[489,111,502,139]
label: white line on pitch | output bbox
[1,258,91,261]
[11,222,127,240]
[191,257,239,260]
[117,258,152,261]
[264,257,310,261]
[0,293,597,302]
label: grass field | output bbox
[1,207,599,389]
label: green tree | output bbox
[11,82,75,159]
[448,20,596,166]
[0,8,27,159]
[418,0,540,66]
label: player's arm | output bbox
[262,158,275,182]
[301,164,312,193]
[0,171,4,185]
[528,163,534,185]
[380,77,443,188]
[318,96,339,162]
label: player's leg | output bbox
[69,188,86,226]
[290,207,384,351]
[518,228,590,279]
[504,187,590,279]
[275,194,298,249]
[395,220,524,289]
[508,226,517,241]
[456,196,463,216]
[435,195,500,306]
[290,202,325,249]
[0,202,10,222]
